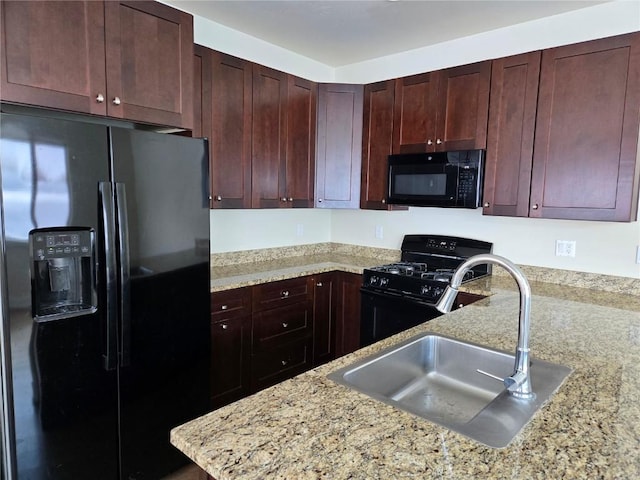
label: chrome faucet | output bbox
[434,253,535,399]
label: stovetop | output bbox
[362,235,493,305]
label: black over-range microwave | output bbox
[387,149,485,208]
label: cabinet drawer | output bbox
[252,302,312,351]
[251,339,311,390]
[252,277,311,312]
[211,288,251,320]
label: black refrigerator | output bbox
[0,110,211,479]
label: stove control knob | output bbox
[369,276,379,286]
[380,278,389,287]
[433,287,444,297]
[420,285,431,295]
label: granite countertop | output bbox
[209,252,396,292]
[172,272,640,479]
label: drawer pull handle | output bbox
[221,324,228,330]
[282,322,289,328]
[221,305,228,310]
[112,96,121,106]
[281,290,290,298]
[96,93,105,103]
[316,282,323,287]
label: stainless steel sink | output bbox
[328,333,572,448]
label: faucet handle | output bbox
[477,369,535,399]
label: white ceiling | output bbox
[166,0,612,66]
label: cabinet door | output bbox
[530,33,640,221]
[0,0,107,115]
[334,272,362,358]
[192,45,209,139]
[104,0,193,128]
[209,51,252,208]
[210,288,251,408]
[315,83,363,208]
[392,72,438,153]
[361,80,400,210]
[312,273,336,366]
[285,76,317,207]
[483,52,541,217]
[435,61,491,151]
[252,65,288,208]
[211,315,250,408]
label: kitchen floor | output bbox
[163,464,208,480]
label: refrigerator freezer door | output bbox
[0,113,119,479]
[110,128,210,479]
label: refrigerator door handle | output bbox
[99,182,118,371]
[115,183,131,367]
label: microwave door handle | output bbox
[115,183,131,368]
[99,182,118,371]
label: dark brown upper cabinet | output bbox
[361,80,398,210]
[251,65,288,208]
[284,76,317,208]
[392,61,491,154]
[529,33,640,221]
[205,50,252,209]
[1,1,194,129]
[315,83,363,209]
[483,51,541,217]
[484,33,640,222]
[251,66,316,209]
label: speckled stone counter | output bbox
[172,273,640,479]
[209,244,400,292]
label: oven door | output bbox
[360,288,442,348]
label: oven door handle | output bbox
[360,287,440,307]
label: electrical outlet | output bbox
[296,224,304,237]
[555,240,576,257]
[375,225,384,239]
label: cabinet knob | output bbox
[381,198,386,204]
[427,139,433,146]
[221,304,228,310]
[316,282,323,287]
[214,195,222,201]
[281,360,288,366]
[281,290,289,298]
[436,139,442,145]
[220,323,228,330]
[288,197,293,202]
[532,203,539,210]
[483,202,490,208]
[458,303,464,309]
[281,197,287,202]
[96,93,105,103]
[318,198,323,203]
[282,322,289,328]
[112,96,121,106]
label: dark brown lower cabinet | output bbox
[334,272,363,358]
[312,272,337,366]
[251,296,314,391]
[209,272,362,407]
[209,288,251,409]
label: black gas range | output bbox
[360,235,492,347]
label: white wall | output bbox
[201,1,640,279]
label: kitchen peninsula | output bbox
[172,252,640,479]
